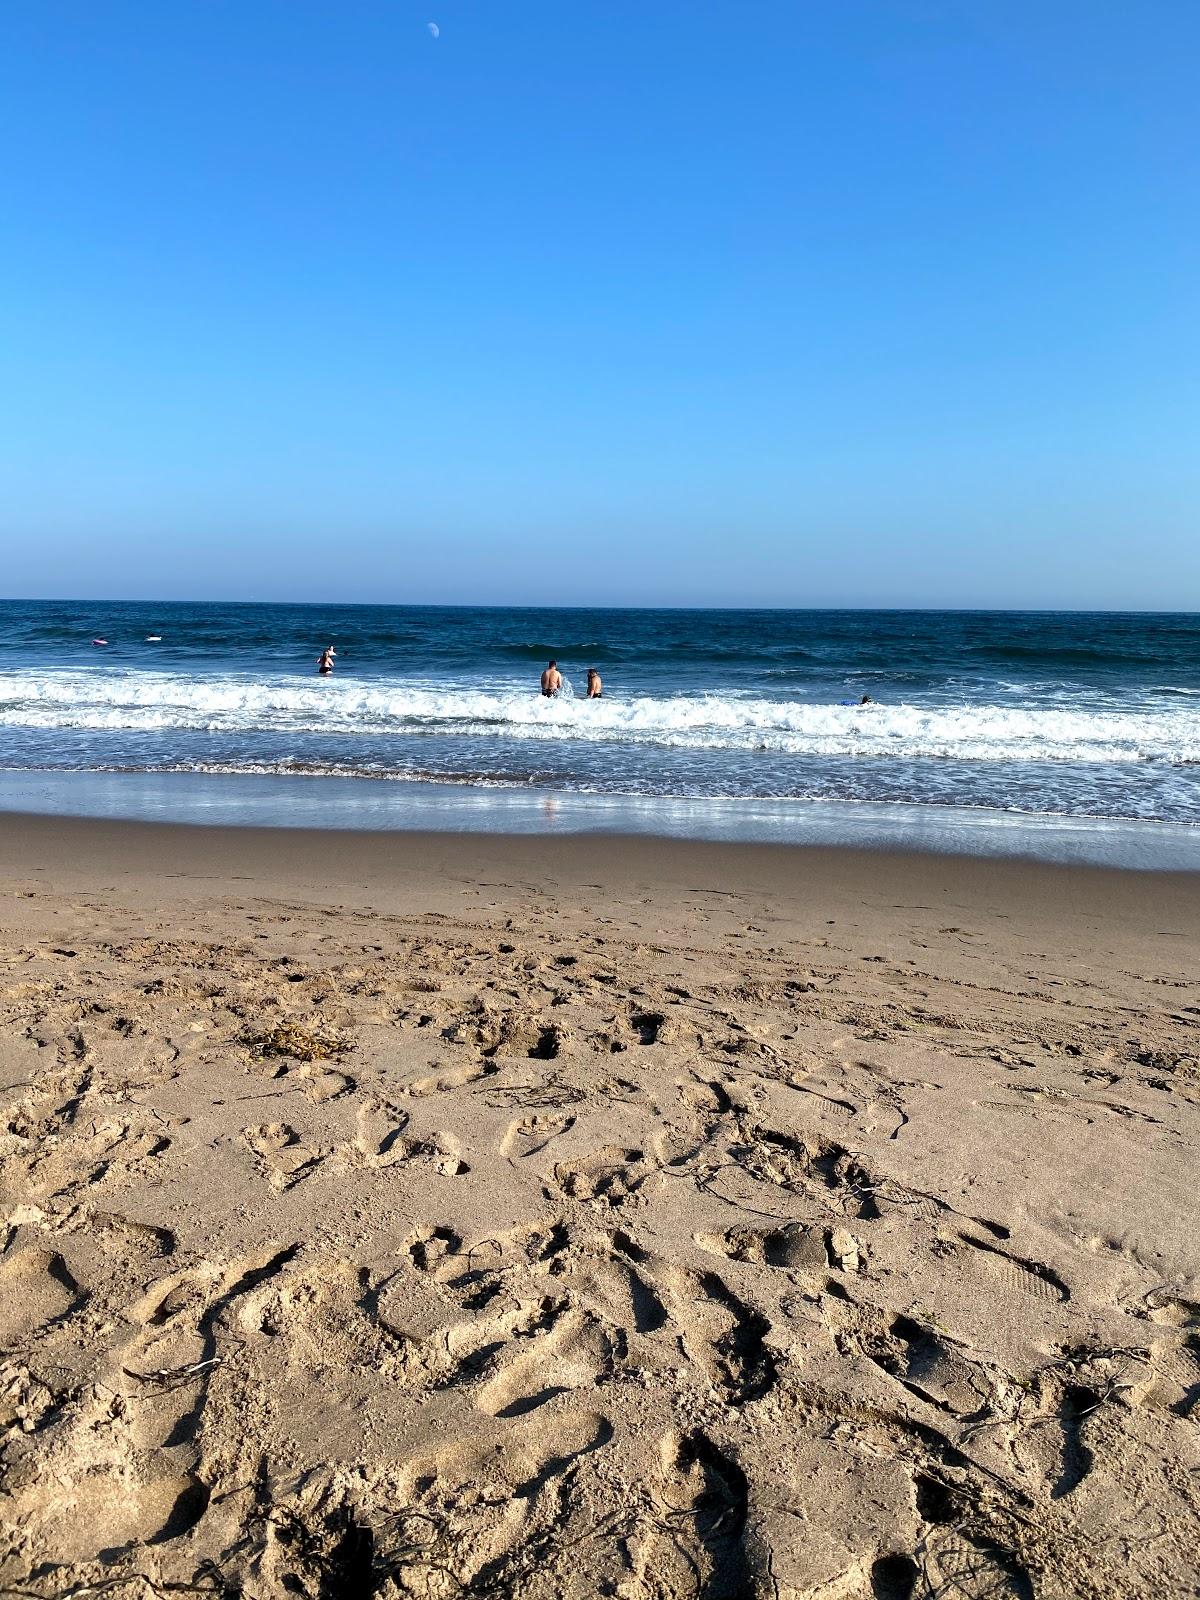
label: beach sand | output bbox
[0,815,1197,1598]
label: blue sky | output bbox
[1,0,1197,609]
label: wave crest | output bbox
[1,668,1197,766]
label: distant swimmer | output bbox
[859,694,873,705]
[586,668,603,699]
[317,645,336,676]
[541,658,562,697]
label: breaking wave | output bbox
[2,668,1197,766]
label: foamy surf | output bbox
[2,669,1197,766]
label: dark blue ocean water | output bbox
[0,600,1197,825]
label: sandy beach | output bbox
[1,814,1198,1599]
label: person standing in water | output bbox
[541,659,562,696]
[317,646,336,676]
[586,668,603,698]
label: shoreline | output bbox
[3,808,1200,913]
[1,767,1197,870]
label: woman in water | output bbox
[317,646,336,676]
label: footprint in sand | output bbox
[920,1530,1033,1600]
[242,1123,322,1190]
[677,1077,735,1115]
[152,1239,290,1318]
[729,1126,850,1201]
[299,1064,354,1102]
[119,1321,213,1449]
[406,1059,493,1096]
[632,1429,750,1600]
[473,1303,617,1418]
[696,1220,865,1274]
[403,1404,609,1502]
[858,1312,994,1419]
[8,1462,210,1567]
[548,1228,669,1336]
[1142,1290,1200,1328]
[359,1117,466,1176]
[393,1409,611,1592]
[1131,1337,1200,1419]
[405,1223,462,1277]
[353,1099,410,1163]
[954,1232,1070,1304]
[86,1211,177,1261]
[0,1244,87,1345]
[15,1112,171,1204]
[122,1261,224,1328]
[500,1112,575,1157]
[629,1009,672,1046]
[664,1265,777,1404]
[553,1145,647,1206]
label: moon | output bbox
[427,21,439,38]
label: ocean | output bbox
[0,600,1197,860]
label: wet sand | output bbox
[1,815,1198,1598]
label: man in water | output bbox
[586,668,603,698]
[317,646,336,676]
[541,659,562,696]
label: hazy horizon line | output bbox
[2,595,1198,619]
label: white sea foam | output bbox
[1,668,1197,766]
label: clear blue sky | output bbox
[1,1,1196,609]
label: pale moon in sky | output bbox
[427,21,440,38]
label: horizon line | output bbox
[2,596,1198,619]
